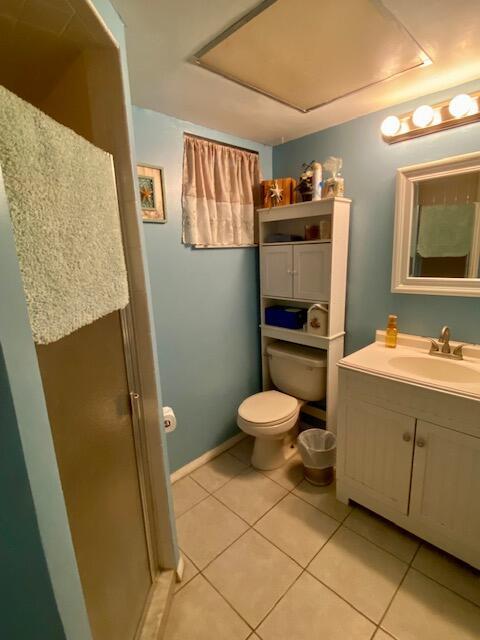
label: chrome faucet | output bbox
[429,326,464,360]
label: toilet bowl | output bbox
[238,390,302,470]
[237,342,327,470]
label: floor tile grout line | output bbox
[181,516,250,574]
[227,440,252,465]
[334,504,480,607]
[190,519,305,635]
[175,450,480,622]
[202,555,302,635]
[196,496,306,573]
[189,457,251,494]
[176,494,282,574]
[303,567,384,627]
[212,480,289,528]
[407,565,480,611]
[287,484,353,523]
[340,520,420,565]
[177,495,480,623]
[300,516,344,571]
[251,568,308,632]
[377,543,480,629]
[183,498,342,578]
[174,490,211,520]
[176,460,351,576]
[172,549,199,594]
[200,571,257,632]
[252,521,336,572]
[375,538,422,633]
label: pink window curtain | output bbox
[182,134,261,247]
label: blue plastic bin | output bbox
[265,306,306,330]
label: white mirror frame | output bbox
[392,151,480,297]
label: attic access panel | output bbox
[192,0,428,113]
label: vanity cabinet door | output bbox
[261,245,293,297]
[410,420,480,552]
[293,243,331,301]
[342,399,416,514]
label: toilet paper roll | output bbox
[163,406,176,433]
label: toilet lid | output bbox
[238,391,298,426]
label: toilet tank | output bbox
[266,342,327,401]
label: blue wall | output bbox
[274,80,480,354]
[0,347,65,639]
[132,107,272,471]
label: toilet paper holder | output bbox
[163,406,176,433]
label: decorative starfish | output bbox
[269,180,283,205]
[140,184,153,202]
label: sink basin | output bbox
[339,331,480,399]
[389,356,480,384]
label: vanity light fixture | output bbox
[448,93,476,118]
[380,115,401,137]
[380,90,480,144]
[412,104,434,128]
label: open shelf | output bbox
[261,239,331,246]
[260,324,344,349]
[262,295,329,305]
[257,196,351,219]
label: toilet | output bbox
[237,342,327,470]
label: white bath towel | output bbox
[0,85,129,344]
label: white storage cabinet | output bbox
[258,198,351,430]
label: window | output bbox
[182,134,261,247]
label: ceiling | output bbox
[111,0,480,146]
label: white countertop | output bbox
[339,331,480,400]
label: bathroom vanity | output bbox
[336,331,480,569]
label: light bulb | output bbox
[380,115,401,137]
[412,105,434,128]
[448,94,474,118]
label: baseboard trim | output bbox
[170,432,246,484]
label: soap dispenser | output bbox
[385,314,398,348]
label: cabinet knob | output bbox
[416,438,426,448]
[402,432,411,442]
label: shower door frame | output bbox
[80,11,179,588]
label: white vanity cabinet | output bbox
[342,399,415,514]
[409,420,480,554]
[337,365,480,569]
[262,243,331,300]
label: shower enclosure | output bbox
[0,1,177,638]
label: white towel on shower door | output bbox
[0,84,129,344]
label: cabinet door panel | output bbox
[343,400,415,514]
[293,244,331,301]
[261,245,293,297]
[410,420,480,549]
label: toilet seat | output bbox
[238,390,299,428]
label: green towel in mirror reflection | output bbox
[417,203,476,258]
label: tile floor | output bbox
[165,437,480,640]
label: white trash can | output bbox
[297,428,336,486]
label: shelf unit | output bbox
[258,197,351,429]
[263,239,332,246]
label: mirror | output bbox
[392,152,480,296]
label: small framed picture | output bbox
[137,164,166,223]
